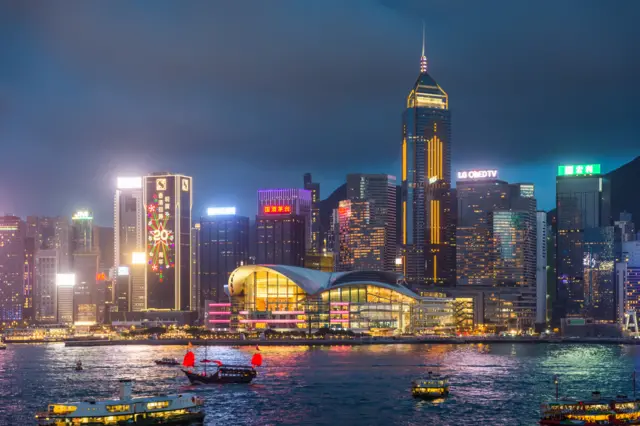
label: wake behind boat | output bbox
[35,379,205,425]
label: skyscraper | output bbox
[114,177,144,269]
[346,174,397,271]
[536,211,548,325]
[336,200,383,271]
[27,216,71,272]
[34,249,58,322]
[555,164,611,321]
[304,173,321,254]
[257,188,312,252]
[200,208,249,303]
[71,210,93,254]
[401,29,454,290]
[143,172,193,311]
[23,237,35,320]
[0,216,25,321]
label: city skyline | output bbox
[1,1,639,224]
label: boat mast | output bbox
[204,345,207,375]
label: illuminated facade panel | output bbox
[143,173,193,311]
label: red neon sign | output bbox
[263,205,291,214]
[96,273,107,281]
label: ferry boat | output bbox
[35,379,205,425]
[0,343,6,350]
[411,372,449,399]
[540,392,640,425]
[154,357,180,366]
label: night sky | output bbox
[1,1,638,225]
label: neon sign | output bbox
[457,170,498,180]
[557,164,601,176]
[207,207,236,216]
[147,193,175,282]
[72,210,93,220]
[96,273,107,281]
[263,205,291,214]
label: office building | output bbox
[191,225,200,314]
[34,249,58,322]
[0,216,25,321]
[346,174,397,271]
[555,164,611,320]
[23,237,35,320]
[56,273,75,324]
[200,208,249,304]
[337,200,386,272]
[114,266,130,312]
[71,210,93,255]
[536,211,548,325]
[114,177,144,269]
[143,172,193,311]
[304,174,321,254]
[26,216,72,272]
[583,227,616,321]
[256,215,306,267]
[401,31,454,290]
[258,188,312,252]
[130,252,146,311]
[73,251,99,324]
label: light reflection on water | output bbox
[1,343,640,425]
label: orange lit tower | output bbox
[401,26,455,290]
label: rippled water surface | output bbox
[2,343,640,425]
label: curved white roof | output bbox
[227,265,418,299]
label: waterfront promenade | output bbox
[60,335,640,347]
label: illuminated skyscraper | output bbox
[114,177,144,269]
[257,189,312,252]
[200,208,249,303]
[71,210,93,254]
[401,29,454,290]
[26,216,71,272]
[0,216,26,321]
[304,173,321,254]
[555,164,611,321]
[336,200,385,271]
[34,249,58,322]
[143,172,193,311]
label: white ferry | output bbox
[35,379,205,425]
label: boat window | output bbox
[106,404,131,412]
[147,401,171,410]
[49,405,77,414]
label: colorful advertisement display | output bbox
[456,169,499,180]
[147,186,175,283]
[557,164,601,176]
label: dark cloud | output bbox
[0,0,638,222]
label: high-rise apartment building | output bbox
[114,177,144,269]
[401,32,454,290]
[143,172,193,311]
[0,216,25,321]
[200,208,249,303]
[34,249,58,322]
[536,211,548,325]
[555,164,611,321]
[346,174,397,271]
[304,174,321,254]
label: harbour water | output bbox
[2,343,640,425]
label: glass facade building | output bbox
[222,265,454,334]
[401,42,455,290]
[555,166,611,321]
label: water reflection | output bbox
[1,343,640,425]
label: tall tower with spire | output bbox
[401,25,455,291]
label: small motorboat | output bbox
[35,379,205,425]
[154,357,180,366]
[75,361,83,371]
[0,343,7,350]
[411,371,449,400]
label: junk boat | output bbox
[540,375,640,425]
[154,357,180,366]
[75,360,83,371]
[35,379,205,425]
[181,346,260,385]
[411,371,449,399]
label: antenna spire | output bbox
[420,20,428,74]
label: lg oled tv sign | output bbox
[457,169,499,180]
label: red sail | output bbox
[183,351,195,367]
[251,353,263,367]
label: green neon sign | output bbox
[557,164,601,176]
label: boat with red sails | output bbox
[181,344,260,385]
[540,374,640,425]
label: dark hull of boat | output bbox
[154,361,179,366]
[412,390,449,400]
[182,369,256,384]
[38,412,205,426]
